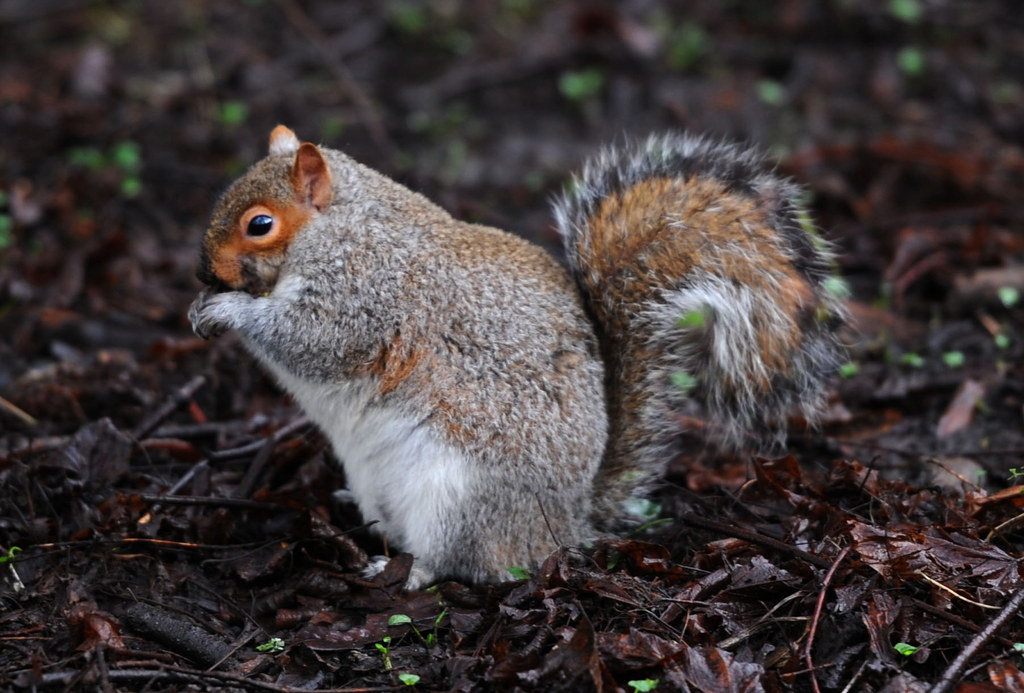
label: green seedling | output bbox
[998,286,1020,308]
[823,275,852,299]
[389,610,448,647]
[756,79,785,106]
[256,637,285,653]
[398,673,420,686]
[559,69,605,102]
[111,141,142,172]
[839,362,859,378]
[388,1,428,35]
[942,351,965,368]
[629,679,659,692]
[897,46,926,77]
[889,0,923,23]
[507,565,531,580]
[677,308,707,329]
[68,147,106,169]
[68,142,144,198]
[666,22,707,71]
[1,546,24,592]
[894,642,918,656]
[218,101,248,127]
[899,353,925,369]
[670,370,697,396]
[375,635,393,670]
[624,497,663,525]
[0,215,12,250]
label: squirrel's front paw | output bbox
[188,288,251,339]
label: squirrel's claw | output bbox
[189,288,231,339]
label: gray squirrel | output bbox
[189,125,845,587]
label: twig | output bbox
[0,435,70,461]
[206,626,260,673]
[151,421,250,440]
[33,662,405,691]
[208,417,312,462]
[919,573,999,610]
[907,598,1013,646]
[986,510,1024,542]
[137,494,287,511]
[717,592,804,649]
[680,512,831,569]
[930,584,1024,693]
[0,394,38,426]
[131,375,206,440]
[804,546,851,693]
[122,602,234,668]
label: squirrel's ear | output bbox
[269,125,300,157]
[290,142,333,211]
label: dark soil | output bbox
[2,1,1024,691]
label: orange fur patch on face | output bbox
[210,200,311,289]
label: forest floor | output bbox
[2,1,1024,691]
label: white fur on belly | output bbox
[263,365,473,560]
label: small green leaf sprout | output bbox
[888,0,923,23]
[897,47,926,76]
[942,351,965,368]
[756,79,785,106]
[375,636,393,670]
[507,566,531,580]
[894,642,918,656]
[388,610,448,647]
[998,286,1019,308]
[1,546,24,592]
[558,69,606,102]
[670,370,698,396]
[823,275,852,299]
[899,353,925,369]
[218,101,249,127]
[676,308,707,329]
[839,362,859,378]
[256,637,285,653]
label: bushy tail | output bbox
[553,133,847,524]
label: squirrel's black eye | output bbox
[247,214,274,237]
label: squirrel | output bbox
[189,125,846,588]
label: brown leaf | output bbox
[34,418,132,488]
[597,627,685,669]
[850,521,1021,590]
[936,378,985,437]
[988,659,1024,691]
[67,604,126,653]
[662,645,765,692]
[861,591,899,666]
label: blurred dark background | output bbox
[1,0,1022,433]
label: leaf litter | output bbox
[2,1,1024,690]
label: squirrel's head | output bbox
[197,125,334,295]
